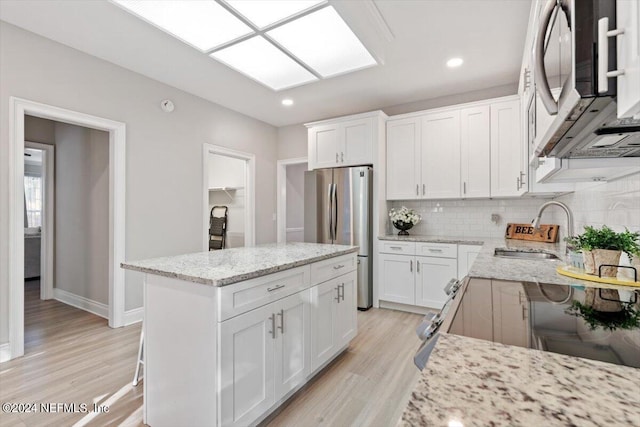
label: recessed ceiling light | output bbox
[267,6,377,78]
[446,57,464,68]
[226,0,326,29]
[210,36,317,90]
[281,99,294,106]
[112,0,252,51]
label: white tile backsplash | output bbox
[388,172,640,242]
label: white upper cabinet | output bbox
[616,0,640,118]
[460,106,491,198]
[309,124,340,169]
[307,111,386,170]
[386,117,421,200]
[422,110,461,199]
[490,98,525,197]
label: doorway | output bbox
[276,157,308,243]
[202,144,255,250]
[7,97,126,362]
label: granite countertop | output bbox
[121,242,358,286]
[378,234,485,245]
[399,333,640,427]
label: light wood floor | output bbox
[1,281,423,427]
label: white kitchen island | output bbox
[121,243,359,427]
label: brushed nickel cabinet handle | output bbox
[269,314,276,339]
[341,152,344,162]
[333,264,345,270]
[410,260,413,272]
[416,184,419,196]
[335,286,341,303]
[416,260,420,273]
[339,283,345,302]
[422,184,425,195]
[277,309,284,334]
[463,182,466,194]
[390,246,402,250]
[267,284,285,292]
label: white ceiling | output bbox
[0,0,531,127]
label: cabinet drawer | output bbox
[415,242,457,258]
[218,266,311,321]
[379,241,416,255]
[310,253,357,284]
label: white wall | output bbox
[0,22,278,343]
[277,124,308,161]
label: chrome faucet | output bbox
[531,201,574,251]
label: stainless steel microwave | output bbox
[534,0,640,159]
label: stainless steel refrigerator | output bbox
[304,166,372,310]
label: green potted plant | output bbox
[565,226,640,277]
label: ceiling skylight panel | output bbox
[266,6,377,78]
[225,0,326,29]
[112,0,252,52]
[210,36,318,90]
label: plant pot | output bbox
[393,221,414,236]
[582,249,622,277]
[584,287,622,312]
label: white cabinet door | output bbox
[220,304,276,427]
[309,124,340,170]
[342,118,373,166]
[422,110,461,199]
[490,99,524,197]
[386,118,421,200]
[311,277,340,371]
[415,256,457,309]
[379,253,415,305]
[274,290,311,399]
[335,271,357,347]
[616,0,640,118]
[460,106,490,198]
[457,245,481,279]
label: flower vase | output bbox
[393,221,414,236]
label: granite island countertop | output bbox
[399,333,640,427]
[121,242,358,286]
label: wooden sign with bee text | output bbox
[505,223,559,243]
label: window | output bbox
[24,176,42,228]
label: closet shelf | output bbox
[209,186,243,201]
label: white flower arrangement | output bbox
[389,206,421,225]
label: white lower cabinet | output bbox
[219,302,277,427]
[220,268,357,427]
[220,290,311,427]
[311,271,357,371]
[457,244,482,279]
[415,256,457,308]
[379,243,457,310]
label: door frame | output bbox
[8,97,126,361]
[202,143,256,249]
[24,141,55,301]
[276,157,307,243]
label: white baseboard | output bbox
[378,300,438,315]
[54,288,108,319]
[124,307,144,326]
[0,343,10,363]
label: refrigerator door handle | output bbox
[327,183,333,241]
[332,183,338,242]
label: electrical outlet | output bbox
[491,214,500,224]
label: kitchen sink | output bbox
[494,249,559,260]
